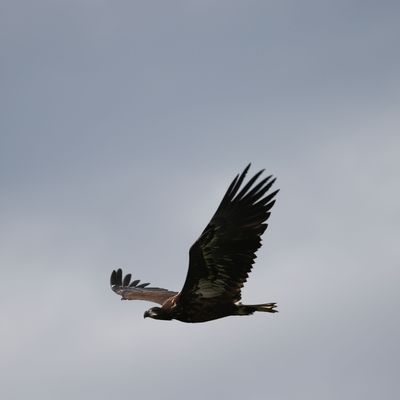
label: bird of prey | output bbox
[110,164,279,323]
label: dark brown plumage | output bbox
[110,164,279,323]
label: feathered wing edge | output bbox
[110,268,178,305]
[214,163,279,221]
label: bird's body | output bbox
[110,164,279,323]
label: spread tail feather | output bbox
[237,302,278,315]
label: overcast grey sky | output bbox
[1,1,399,399]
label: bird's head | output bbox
[144,307,173,320]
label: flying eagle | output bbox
[110,164,279,323]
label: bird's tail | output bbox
[236,302,278,315]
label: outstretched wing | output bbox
[110,268,177,305]
[178,164,279,308]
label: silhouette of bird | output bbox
[110,164,279,323]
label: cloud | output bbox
[1,1,399,399]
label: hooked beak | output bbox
[143,310,150,319]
